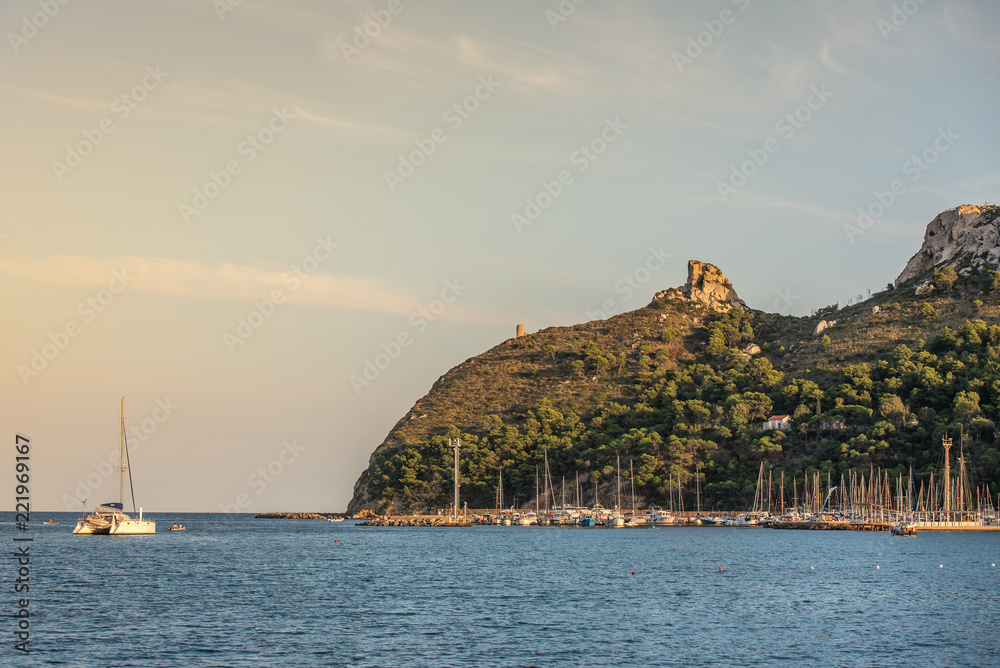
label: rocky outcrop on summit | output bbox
[896,205,1000,284]
[653,260,748,313]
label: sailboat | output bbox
[606,455,626,527]
[73,398,156,536]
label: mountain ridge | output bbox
[347,204,1000,514]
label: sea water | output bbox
[5,512,1000,667]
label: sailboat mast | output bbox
[630,460,637,516]
[120,397,125,507]
[535,466,539,514]
[696,462,702,514]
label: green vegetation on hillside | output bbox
[352,269,1000,514]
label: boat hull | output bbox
[109,518,156,535]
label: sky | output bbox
[2,0,998,513]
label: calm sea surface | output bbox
[4,512,1000,667]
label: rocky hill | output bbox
[897,204,1000,283]
[348,205,1000,514]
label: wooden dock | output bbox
[773,521,892,531]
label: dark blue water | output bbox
[5,512,1000,667]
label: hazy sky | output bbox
[3,1,998,512]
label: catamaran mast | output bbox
[120,397,125,508]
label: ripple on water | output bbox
[8,515,1000,667]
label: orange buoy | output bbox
[631,572,635,575]
[334,540,338,543]
[719,567,724,571]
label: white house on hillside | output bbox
[761,414,792,431]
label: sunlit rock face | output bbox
[896,205,1000,284]
[652,260,748,313]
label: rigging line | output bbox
[123,425,137,515]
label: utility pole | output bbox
[450,437,461,522]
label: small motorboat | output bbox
[327,517,344,522]
[43,519,59,525]
[891,522,917,536]
[168,523,186,531]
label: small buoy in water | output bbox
[568,558,572,561]
[939,564,944,568]
[993,564,996,567]
[810,566,814,570]
[334,540,338,543]
[876,566,880,570]
[719,567,724,572]
[631,571,636,576]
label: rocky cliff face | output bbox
[896,205,1000,284]
[652,260,748,312]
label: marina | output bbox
[360,432,1000,533]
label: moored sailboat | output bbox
[73,398,156,536]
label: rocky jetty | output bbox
[896,204,1000,284]
[358,516,473,527]
[653,260,748,312]
[254,512,330,519]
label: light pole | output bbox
[449,437,461,521]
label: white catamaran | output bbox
[73,398,156,536]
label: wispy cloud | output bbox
[0,255,502,324]
[736,192,851,222]
[292,106,406,137]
